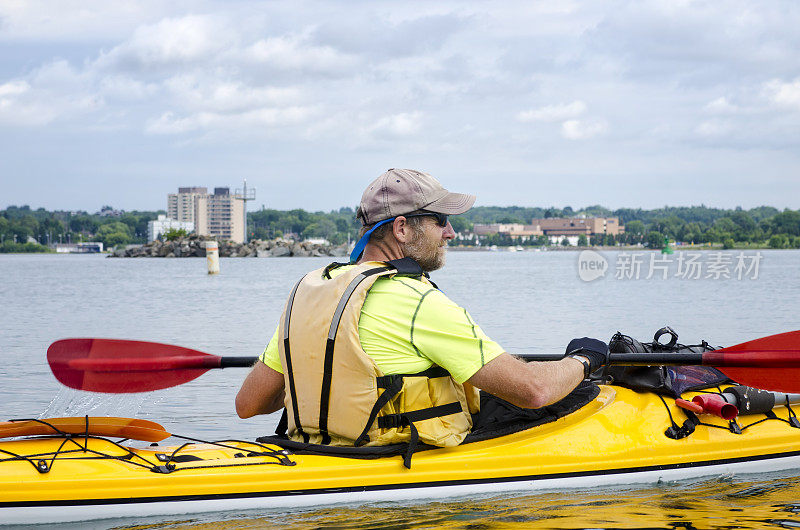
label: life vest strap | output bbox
[283,275,309,444]
[375,366,450,388]
[275,408,288,437]
[354,374,405,447]
[377,402,464,429]
[377,402,464,469]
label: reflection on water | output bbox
[100,474,800,530]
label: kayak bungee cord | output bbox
[1,431,159,474]
[0,416,295,475]
[153,435,295,471]
[657,387,800,440]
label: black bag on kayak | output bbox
[604,326,730,397]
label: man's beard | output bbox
[402,226,446,272]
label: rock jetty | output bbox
[110,235,349,258]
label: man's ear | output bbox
[392,216,413,243]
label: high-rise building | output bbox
[167,187,207,226]
[166,186,246,243]
[197,188,245,243]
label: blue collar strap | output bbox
[349,217,395,263]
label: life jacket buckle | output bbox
[376,374,404,389]
[378,413,407,429]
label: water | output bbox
[2,250,800,528]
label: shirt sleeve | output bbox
[259,326,283,373]
[409,288,505,383]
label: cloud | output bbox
[704,97,739,114]
[100,76,159,100]
[0,80,29,98]
[695,119,733,137]
[584,1,800,87]
[162,75,300,113]
[517,100,587,122]
[94,15,233,71]
[364,111,424,139]
[246,33,360,75]
[560,118,608,140]
[145,106,315,135]
[313,13,468,60]
[763,78,800,109]
[0,0,177,41]
[0,62,102,126]
[0,80,53,125]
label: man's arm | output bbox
[467,353,586,410]
[235,361,286,418]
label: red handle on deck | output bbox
[675,399,704,414]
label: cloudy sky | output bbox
[1,1,799,213]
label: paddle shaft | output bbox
[66,356,256,371]
[66,352,796,371]
[523,350,800,366]
[221,356,260,368]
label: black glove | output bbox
[565,337,609,378]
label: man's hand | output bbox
[565,337,609,377]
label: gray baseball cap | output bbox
[356,168,476,225]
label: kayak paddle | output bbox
[48,330,800,394]
[0,416,170,442]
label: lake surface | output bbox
[2,249,799,528]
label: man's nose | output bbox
[443,222,456,240]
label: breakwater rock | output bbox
[110,235,349,258]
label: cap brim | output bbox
[423,192,476,215]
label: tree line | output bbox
[457,205,800,249]
[0,205,159,252]
[2,203,799,253]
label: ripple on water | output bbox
[48,474,792,530]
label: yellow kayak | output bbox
[3,385,800,525]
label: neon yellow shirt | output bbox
[260,265,505,383]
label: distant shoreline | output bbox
[2,243,792,256]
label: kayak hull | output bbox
[6,452,800,525]
[4,386,800,525]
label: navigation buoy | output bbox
[206,241,220,275]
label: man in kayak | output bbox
[236,169,607,453]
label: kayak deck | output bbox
[3,385,800,525]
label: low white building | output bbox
[55,242,104,253]
[549,235,580,246]
[147,215,194,242]
[303,237,330,246]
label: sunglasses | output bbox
[403,211,449,227]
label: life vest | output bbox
[277,257,480,467]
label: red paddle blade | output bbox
[710,330,800,393]
[47,339,220,393]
